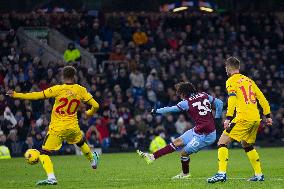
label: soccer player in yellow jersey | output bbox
[6,66,100,185]
[207,57,273,183]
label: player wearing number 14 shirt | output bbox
[137,82,223,179]
[6,66,99,185]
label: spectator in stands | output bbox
[163,114,178,141]
[94,118,110,149]
[109,45,126,61]
[79,113,91,133]
[21,135,34,153]
[125,118,137,146]
[116,68,130,91]
[0,132,11,159]
[0,131,7,146]
[0,113,14,136]
[6,129,22,157]
[0,95,7,114]
[17,118,29,142]
[6,29,18,47]
[133,28,148,46]
[86,125,101,146]
[33,133,43,150]
[63,42,81,63]
[175,115,192,135]
[88,132,101,148]
[28,121,40,138]
[109,117,127,148]
[129,68,144,89]
[149,128,166,153]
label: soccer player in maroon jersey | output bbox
[137,82,223,179]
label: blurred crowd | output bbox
[0,11,284,156]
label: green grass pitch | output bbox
[1,148,284,189]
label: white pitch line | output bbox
[104,177,284,181]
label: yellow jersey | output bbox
[13,84,99,132]
[226,73,270,121]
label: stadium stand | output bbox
[0,11,283,156]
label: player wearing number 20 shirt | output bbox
[137,82,223,179]
[7,66,99,185]
[12,78,98,150]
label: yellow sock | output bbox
[246,149,262,175]
[80,142,93,162]
[218,146,229,173]
[39,154,54,175]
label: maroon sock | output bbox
[181,156,190,174]
[153,143,177,159]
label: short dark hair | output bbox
[63,66,76,79]
[225,57,240,70]
[175,82,196,97]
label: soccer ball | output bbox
[24,149,40,165]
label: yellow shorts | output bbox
[42,128,83,151]
[223,119,260,144]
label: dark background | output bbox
[1,0,284,12]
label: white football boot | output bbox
[137,150,155,164]
[172,173,191,179]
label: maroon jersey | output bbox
[185,92,215,134]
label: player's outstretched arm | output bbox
[85,98,99,116]
[6,90,45,100]
[6,86,58,100]
[155,106,181,115]
[154,100,188,115]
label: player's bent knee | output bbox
[217,140,227,147]
[76,138,86,147]
[243,145,254,152]
[173,138,184,147]
[241,140,251,148]
[217,144,228,149]
[217,134,231,146]
[40,149,51,156]
[180,151,189,157]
